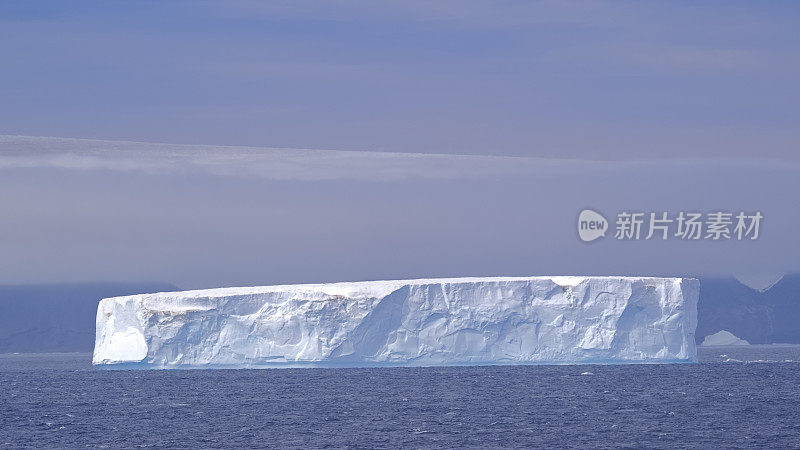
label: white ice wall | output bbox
[93,276,698,368]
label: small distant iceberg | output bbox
[701,330,750,347]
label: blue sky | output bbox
[2,1,799,158]
[1,2,799,288]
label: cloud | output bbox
[0,135,579,181]
[2,135,797,183]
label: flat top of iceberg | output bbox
[104,276,692,302]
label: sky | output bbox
[1,2,799,289]
[1,1,799,159]
[0,136,797,289]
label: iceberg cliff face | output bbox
[93,276,698,368]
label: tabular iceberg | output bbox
[93,276,698,368]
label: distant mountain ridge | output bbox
[696,274,800,344]
[0,283,179,353]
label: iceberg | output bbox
[700,330,750,346]
[93,276,698,368]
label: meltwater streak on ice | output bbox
[92,276,698,368]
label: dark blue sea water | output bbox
[3,347,800,448]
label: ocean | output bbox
[2,346,800,448]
